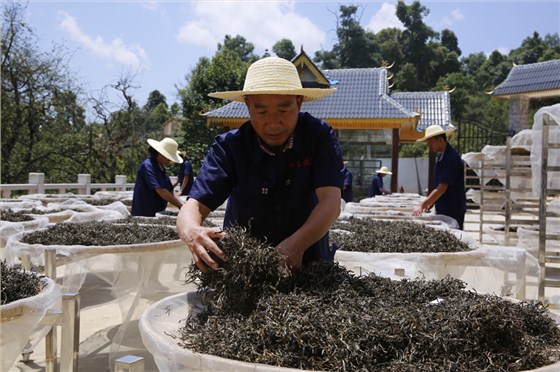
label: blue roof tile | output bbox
[492,59,560,96]
[204,67,452,133]
[391,91,453,131]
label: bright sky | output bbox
[23,0,560,112]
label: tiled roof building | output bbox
[204,50,455,193]
[205,51,453,142]
[491,59,560,133]
[492,59,560,98]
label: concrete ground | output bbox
[5,209,548,372]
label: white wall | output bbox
[377,157,430,195]
[350,157,430,199]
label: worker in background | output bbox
[369,166,392,197]
[175,150,194,196]
[131,138,184,216]
[412,125,466,230]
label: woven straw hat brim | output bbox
[208,56,335,102]
[416,127,455,142]
[208,88,336,102]
[375,166,392,175]
[147,139,183,164]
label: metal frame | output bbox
[538,113,560,302]
[21,249,81,372]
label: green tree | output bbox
[1,1,86,183]
[217,35,259,63]
[510,32,560,64]
[272,38,296,60]
[144,90,168,112]
[395,0,438,89]
[376,28,405,70]
[440,29,461,56]
[314,5,380,69]
[87,77,161,182]
[144,90,171,129]
[179,38,251,172]
[477,51,511,90]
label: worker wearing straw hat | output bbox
[131,137,185,216]
[175,150,194,196]
[177,57,344,272]
[369,166,392,197]
[412,125,466,230]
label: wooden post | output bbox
[391,128,399,193]
[428,151,436,195]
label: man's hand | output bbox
[177,198,226,272]
[412,204,425,216]
[276,242,305,271]
[180,225,226,272]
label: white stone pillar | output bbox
[29,172,45,194]
[115,175,127,191]
[78,174,91,195]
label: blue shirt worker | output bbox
[177,57,344,272]
[412,125,467,230]
[131,138,185,217]
[176,151,194,196]
[369,166,392,197]
[342,166,353,203]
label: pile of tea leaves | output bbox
[113,216,216,228]
[85,198,132,206]
[21,221,178,246]
[0,209,34,222]
[113,216,178,226]
[179,227,560,371]
[330,218,472,253]
[186,226,292,317]
[1,260,46,305]
[23,208,68,214]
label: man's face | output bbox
[157,153,171,167]
[245,94,303,152]
[427,136,445,153]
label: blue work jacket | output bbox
[434,143,467,229]
[189,112,344,264]
[131,156,173,216]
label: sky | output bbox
[21,0,560,114]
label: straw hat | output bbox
[147,138,183,163]
[416,125,455,142]
[208,57,336,102]
[376,166,392,175]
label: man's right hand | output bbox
[177,198,226,272]
[180,225,226,272]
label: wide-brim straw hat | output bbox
[416,125,455,142]
[147,138,183,163]
[376,166,392,175]
[208,57,336,102]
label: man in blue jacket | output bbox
[412,125,467,230]
[369,166,392,197]
[177,57,344,272]
[131,138,184,216]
